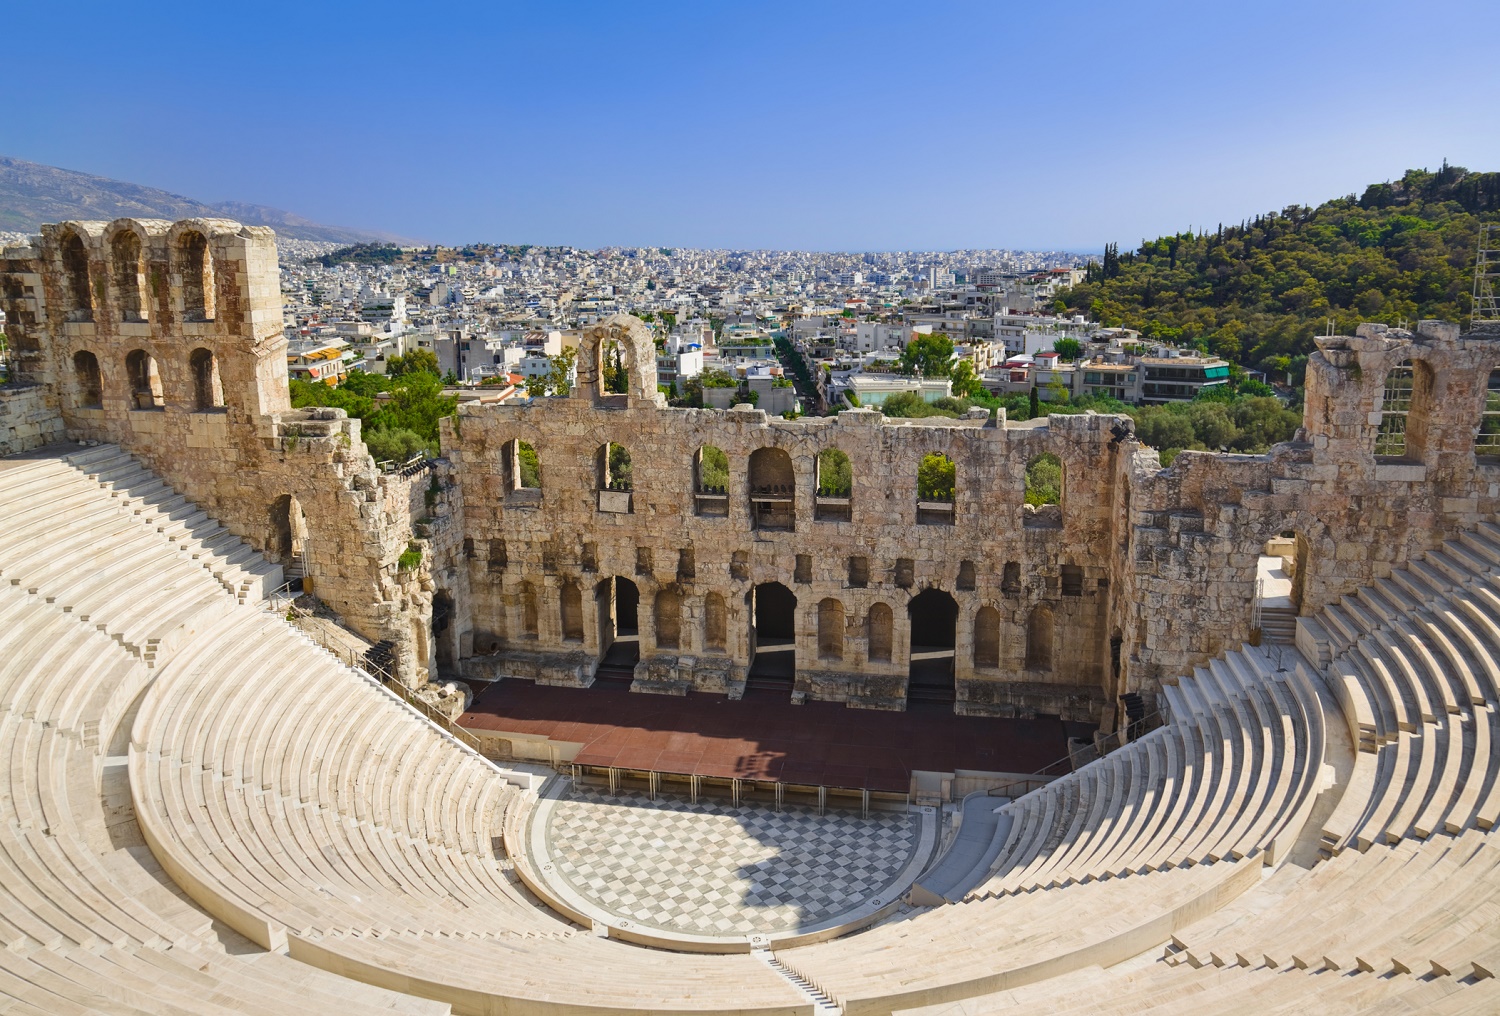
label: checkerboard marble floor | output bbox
[543,784,920,936]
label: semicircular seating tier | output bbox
[6,441,1500,1015]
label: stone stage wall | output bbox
[7,221,1500,732]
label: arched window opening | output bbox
[125,349,164,409]
[916,452,956,525]
[749,446,795,531]
[601,335,629,395]
[815,448,852,522]
[596,442,633,513]
[180,231,214,321]
[974,605,1001,669]
[703,592,727,652]
[1024,453,1063,528]
[73,350,102,409]
[560,581,584,642]
[189,348,225,411]
[268,494,309,586]
[1478,368,1500,458]
[1374,359,1414,458]
[599,442,632,489]
[111,231,145,322]
[1026,604,1055,671]
[504,438,541,494]
[694,444,729,517]
[817,598,845,660]
[908,589,958,704]
[655,586,682,650]
[61,232,93,323]
[1025,452,1062,504]
[520,582,539,638]
[867,602,894,663]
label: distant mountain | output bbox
[0,155,418,245]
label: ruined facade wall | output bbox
[9,222,1500,724]
[436,317,1126,719]
[1118,321,1500,690]
[0,219,431,683]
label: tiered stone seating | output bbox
[11,437,1500,1015]
[961,644,1323,900]
[0,448,452,1014]
[0,447,278,665]
[1316,525,1500,854]
[862,523,1500,1016]
[891,952,1500,1016]
[130,602,811,1012]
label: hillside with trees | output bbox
[1054,163,1499,383]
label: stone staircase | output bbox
[1258,605,1298,644]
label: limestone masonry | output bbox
[5,219,1500,729]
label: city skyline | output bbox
[4,0,1498,251]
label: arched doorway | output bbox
[268,494,308,589]
[908,588,958,706]
[594,576,639,688]
[746,581,797,695]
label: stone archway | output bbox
[268,494,309,589]
[572,314,663,407]
[907,588,958,706]
[746,581,797,696]
[594,576,640,688]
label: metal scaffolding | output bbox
[1474,222,1500,325]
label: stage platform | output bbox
[458,679,1083,793]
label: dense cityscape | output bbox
[274,237,1246,438]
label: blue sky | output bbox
[6,0,1497,251]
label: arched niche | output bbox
[817,597,845,660]
[61,231,93,323]
[125,349,164,410]
[178,230,215,322]
[72,350,102,409]
[1026,603,1055,671]
[867,602,893,663]
[110,228,147,322]
[190,347,225,410]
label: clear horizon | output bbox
[6,0,1497,252]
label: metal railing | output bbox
[376,452,434,477]
[273,589,480,752]
[986,706,1165,799]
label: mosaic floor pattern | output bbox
[542,784,921,936]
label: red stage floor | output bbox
[459,681,1078,793]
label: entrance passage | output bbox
[908,589,958,706]
[268,494,308,588]
[595,577,640,688]
[746,582,797,696]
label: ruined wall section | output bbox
[0,384,65,455]
[438,400,1128,720]
[0,219,431,684]
[1118,320,1500,691]
[0,243,65,455]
